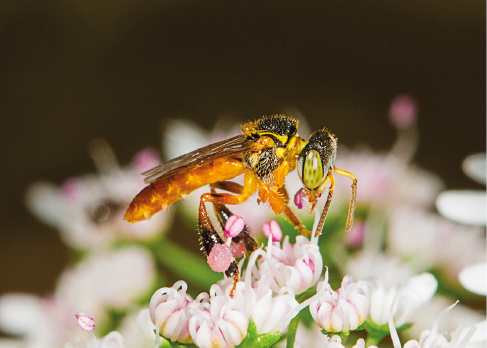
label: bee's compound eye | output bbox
[303,149,324,190]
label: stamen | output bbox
[388,294,402,348]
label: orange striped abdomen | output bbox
[124,157,246,223]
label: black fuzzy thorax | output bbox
[255,115,298,140]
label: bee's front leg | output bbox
[259,184,312,236]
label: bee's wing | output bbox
[142,135,253,184]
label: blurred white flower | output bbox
[436,153,486,227]
[347,252,415,289]
[65,331,128,348]
[0,293,70,348]
[388,205,486,276]
[309,275,370,333]
[391,302,477,348]
[25,145,172,251]
[333,148,443,208]
[0,246,156,348]
[56,246,156,318]
[435,153,486,296]
[408,296,485,341]
[118,309,157,348]
[368,273,437,327]
[458,263,486,296]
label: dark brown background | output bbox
[0,1,485,298]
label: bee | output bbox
[124,115,357,283]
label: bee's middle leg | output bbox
[197,172,259,280]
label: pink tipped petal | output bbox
[207,244,233,273]
[75,312,95,331]
[303,258,315,274]
[262,221,283,242]
[225,215,245,238]
[294,188,306,209]
[269,220,283,242]
[388,94,418,129]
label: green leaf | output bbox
[285,316,299,348]
[363,320,412,346]
[152,240,222,289]
[236,318,281,348]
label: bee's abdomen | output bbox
[124,157,245,223]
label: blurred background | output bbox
[0,0,485,308]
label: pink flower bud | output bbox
[310,275,370,333]
[388,94,418,129]
[207,244,233,273]
[75,312,95,331]
[225,215,245,238]
[294,188,307,209]
[262,220,283,242]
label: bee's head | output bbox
[297,129,337,205]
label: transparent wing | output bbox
[142,134,253,184]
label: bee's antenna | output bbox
[333,168,357,232]
[314,173,334,237]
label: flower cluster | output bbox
[1,96,484,348]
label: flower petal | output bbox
[436,190,486,226]
[459,262,487,296]
[462,153,486,185]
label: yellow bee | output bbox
[125,115,357,281]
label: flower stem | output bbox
[286,316,299,348]
[365,332,386,347]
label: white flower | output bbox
[408,296,485,341]
[347,252,415,289]
[309,275,370,333]
[56,246,156,318]
[436,153,486,226]
[458,263,486,296]
[65,331,128,348]
[257,235,323,295]
[368,273,437,327]
[25,146,172,251]
[118,309,157,348]
[333,147,444,208]
[388,206,486,276]
[149,281,199,344]
[189,284,248,348]
[391,302,477,348]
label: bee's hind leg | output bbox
[198,196,239,284]
[210,184,258,255]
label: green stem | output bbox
[286,316,299,348]
[365,332,386,347]
[152,240,221,288]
